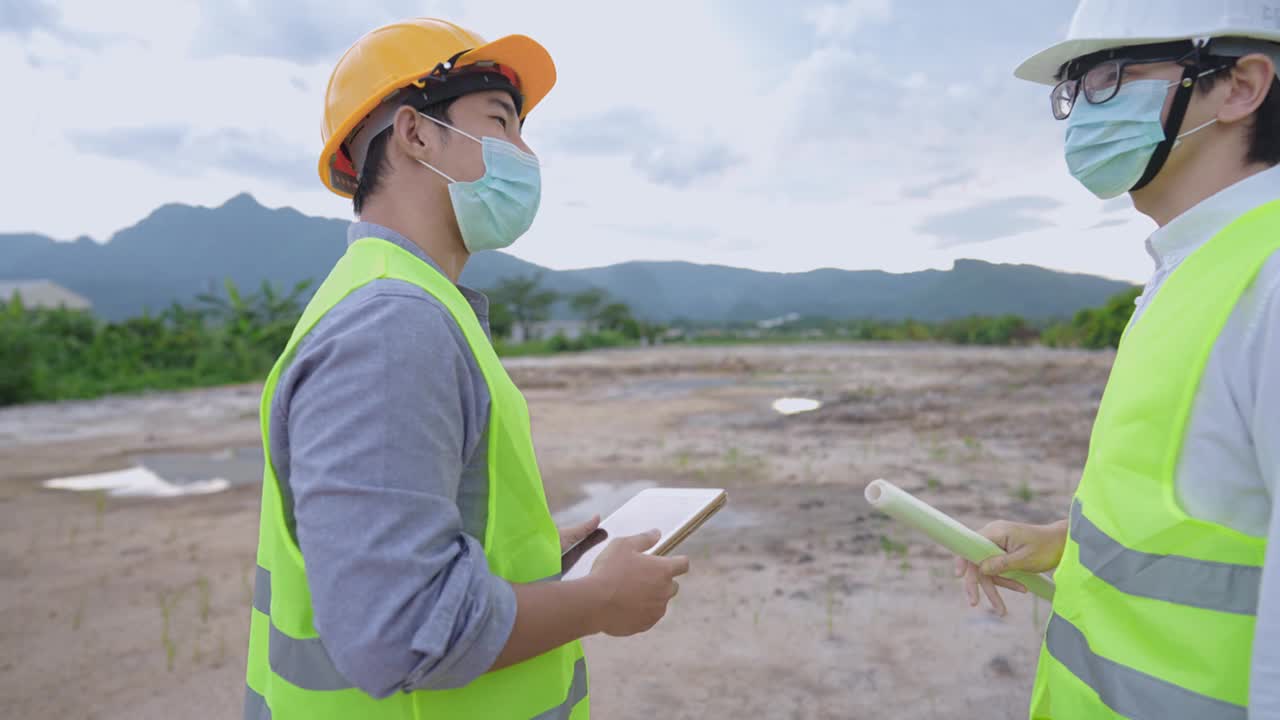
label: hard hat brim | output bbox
[456,34,557,119]
[1015,36,1193,85]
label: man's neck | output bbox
[358,199,469,283]
[1132,148,1271,227]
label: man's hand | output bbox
[558,515,601,552]
[586,529,690,637]
[491,527,692,671]
[954,518,1068,616]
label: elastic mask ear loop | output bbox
[1172,117,1218,149]
[417,111,482,144]
[416,159,456,183]
[415,111,481,183]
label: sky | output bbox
[1,0,1159,282]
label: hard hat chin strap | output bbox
[1131,64,1199,192]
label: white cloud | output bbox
[546,107,744,187]
[803,0,892,39]
[917,195,1063,248]
[0,0,1159,284]
[191,0,459,64]
[632,140,745,188]
[69,125,313,188]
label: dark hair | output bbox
[1198,60,1280,166]
[352,97,458,215]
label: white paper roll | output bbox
[865,479,1055,601]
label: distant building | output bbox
[0,280,91,311]
[510,319,588,343]
[756,312,801,330]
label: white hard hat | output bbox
[1016,0,1280,84]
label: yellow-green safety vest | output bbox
[245,237,589,719]
[1029,200,1280,719]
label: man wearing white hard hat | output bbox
[953,1,1280,717]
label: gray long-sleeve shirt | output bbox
[267,221,514,699]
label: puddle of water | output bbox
[137,446,263,488]
[710,505,758,530]
[44,467,231,498]
[772,397,822,415]
[43,446,264,499]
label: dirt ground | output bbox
[0,343,1114,719]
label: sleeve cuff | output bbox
[401,545,517,692]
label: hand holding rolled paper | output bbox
[864,479,1055,601]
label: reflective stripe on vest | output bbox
[1070,500,1261,615]
[532,659,589,720]
[252,564,571,694]
[249,672,596,720]
[244,685,271,720]
[1045,614,1244,720]
[252,566,352,691]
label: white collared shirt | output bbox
[1127,164,1280,714]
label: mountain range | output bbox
[0,193,1135,323]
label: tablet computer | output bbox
[560,487,727,582]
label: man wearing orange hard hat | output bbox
[244,18,689,719]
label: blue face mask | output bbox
[417,113,541,253]
[1064,79,1216,199]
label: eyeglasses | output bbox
[1050,57,1234,120]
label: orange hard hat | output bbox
[318,18,556,198]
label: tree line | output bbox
[0,276,1140,407]
[0,274,654,405]
[485,276,664,346]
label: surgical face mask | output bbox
[1064,79,1217,199]
[416,112,541,252]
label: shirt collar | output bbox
[1146,164,1280,268]
[346,221,489,319]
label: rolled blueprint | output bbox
[864,479,1055,601]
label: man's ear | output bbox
[1219,54,1275,125]
[389,106,436,164]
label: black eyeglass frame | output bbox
[1050,41,1236,120]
